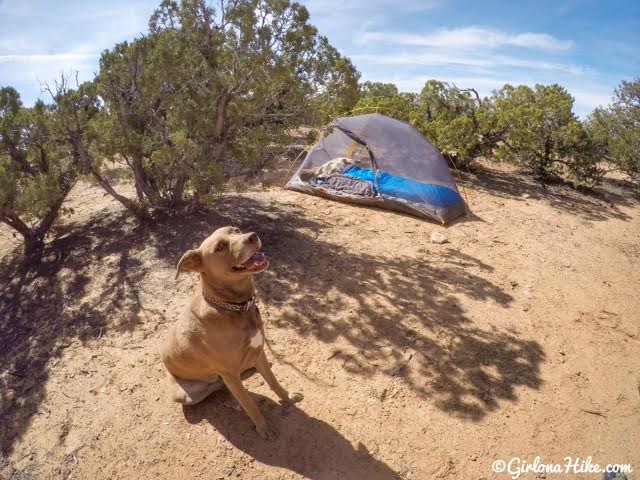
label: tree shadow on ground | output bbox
[184,392,400,479]
[457,164,637,222]
[150,194,544,421]
[0,189,545,457]
[0,211,165,456]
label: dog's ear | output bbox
[175,249,203,279]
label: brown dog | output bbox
[160,226,302,439]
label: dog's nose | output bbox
[246,232,259,244]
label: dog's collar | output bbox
[202,291,257,313]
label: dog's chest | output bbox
[240,308,263,349]
[248,330,263,349]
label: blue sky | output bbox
[1,0,638,117]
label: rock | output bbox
[430,231,449,244]
[390,362,406,376]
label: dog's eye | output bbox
[214,241,227,252]
[233,228,241,234]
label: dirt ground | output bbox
[1,162,639,480]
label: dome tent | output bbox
[285,113,466,223]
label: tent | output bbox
[285,113,467,224]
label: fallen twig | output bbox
[581,409,606,418]
[61,391,80,402]
[327,349,341,360]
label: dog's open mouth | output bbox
[232,251,268,273]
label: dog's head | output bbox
[175,226,268,281]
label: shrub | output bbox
[0,87,78,255]
[492,83,602,185]
[86,0,359,216]
[586,78,640,191]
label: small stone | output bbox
[390,362,406,376]
[430,231,449,244]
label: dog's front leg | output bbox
[255,351,303,404]
[221,374,277,440]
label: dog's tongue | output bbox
[242,251,267,270]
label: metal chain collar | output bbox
[202,292,257,313]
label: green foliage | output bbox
[3,1,632,255]
[358,81,399,98]
[90,0,359,212]
[354,91,421,125]
[0,86,78,254]
[309,37,360,121]
[492,83,602,185]
[354,79,603,184]
[419,80,476,122]
[586,77,640,189]
[417,80,502,167]
[355,80,503,169]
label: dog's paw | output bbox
[256,422,279,441]
[287,391,304,403]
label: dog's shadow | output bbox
[183,391,400,479]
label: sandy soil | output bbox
[1,162,639,480]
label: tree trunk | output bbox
[33,177,73,241]
[90,164,150,220]
[214,93,230,141]
[0,211,44,256]
[23,233,45,256]
[72,135,150,221]
[131,151,162,205]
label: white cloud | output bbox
[0,0,156,103]
[571,89,612,110]
[303,0,439,32]
[352,52,586,75]
[0,51,98,101]
[306,0,439,13]
[359,26,573,52]
[0,53,97,64]
[349,24,591,114]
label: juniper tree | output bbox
[92,0,359,214]
[0,87,78,255]
[587,77,640,191]
[493,83,602,185]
